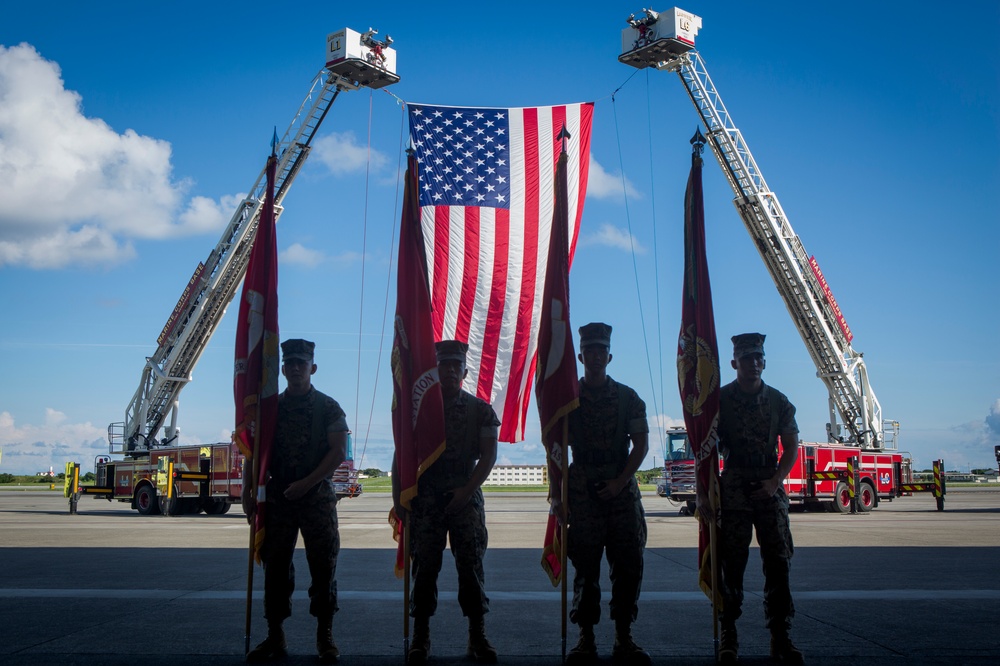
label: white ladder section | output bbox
[662,50,888,450]
[115,67,378,454]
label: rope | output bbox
[611,86,663,456]
[353,91,374,435]
[356,99,408,471]
[596,67,642,104]
[645,68,666,457]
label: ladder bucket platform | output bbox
[326,28,400,89]
[619,7,702,69]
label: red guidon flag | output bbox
[407,102,593,444]
[536,140,579,586]
[676,135,722,604]
[234,149,280,564]
[390,152,447,577]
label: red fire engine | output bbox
[661,427,943,515]
[66,29,398,515]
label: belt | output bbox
[724,451,777,469]
[433,458,473,475]
[571,447,623,466]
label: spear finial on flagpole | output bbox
[690,126,706,155]
[558,125,572,154]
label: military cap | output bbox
[579,322,612,349]
[732,332,765,359]
[435,339,469,363]
[281,338,315,362]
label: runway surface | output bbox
[2,488,998,665]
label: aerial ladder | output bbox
[619,8,896,451]
[109,28,399,456]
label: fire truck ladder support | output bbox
[896,459,946,511]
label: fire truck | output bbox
[659,427,926,515]
[67,28,396,515]
[618,10,945,512]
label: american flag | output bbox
[408,102,593,442]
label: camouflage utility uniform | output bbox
[261,387,349,622]
[567,376,649,626]
[410,389,500,619]
[718,379,798,632]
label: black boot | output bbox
[770,628,804,665]
[566,624,598,666]
[317,615,339,663]
[408,616,431,666]
[467,615,498,663]
[719,621,738,664]
[612,620,651,665]
[246,621,287,663]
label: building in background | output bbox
[485,464,547,486]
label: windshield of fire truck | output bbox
[666,431,692,461]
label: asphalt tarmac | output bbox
[2,488,998,665]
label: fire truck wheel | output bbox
[135,484,160,516]
[834,482,852,514]
[858,482,876,513]
[204,499,231,515]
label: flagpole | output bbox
[560,417,569,663]
[709,472,720,662]
[403,511,411,661]
[244,407,262,655]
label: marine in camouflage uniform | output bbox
[717,333,804,665]
[243,339,349,664]
[559,323,651,666]
[393,340,500,665]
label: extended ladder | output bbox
[114,38,399,454]
[620,11,891,449]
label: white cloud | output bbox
[177,193,245,235]
[0,225,135,269]
[985,399,1000,437]
[587,155,641,200]
[580,223,647,254]
[891,400,1000,471]
[0,410,107,475]
[280,242,326,268]
[278,244,371,270]
[0,44,238,269]
[331,250,366,266]
[651,413,686,432]
[312,131,388,175]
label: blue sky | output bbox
[1,1,997,476]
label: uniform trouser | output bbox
[719,503,794,631]
[409,489,489,618]
[566,478,647,626]
[260,487,340,621]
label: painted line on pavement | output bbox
[1,589,998,601]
